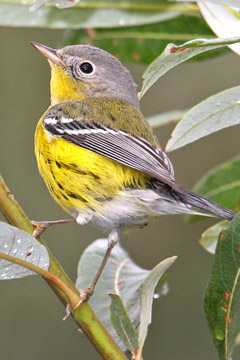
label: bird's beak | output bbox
[31,42,65,67]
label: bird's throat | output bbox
[50,64,88,105]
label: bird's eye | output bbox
[79,62,93,74]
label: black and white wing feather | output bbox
[43,111,184,193]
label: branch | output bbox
[0,173,127,360]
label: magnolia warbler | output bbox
[32,42,235,296]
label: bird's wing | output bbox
[43,105,184,193]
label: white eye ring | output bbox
[79,61,95,75]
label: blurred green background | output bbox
[1,26,240,360]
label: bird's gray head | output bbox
[31,42,140,109]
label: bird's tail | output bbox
[181,190,235,221]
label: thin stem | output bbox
[0,253,81,309]
[0,175,35,234]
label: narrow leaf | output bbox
[0,3,177,29]
[138,256,177,350]
[140,36,240,98]
[166,85,240,152]
[199,220,230,254]
[76,239,170,350]
[187,156,240,223]
[30,0,188,11]
[109,293,139,353]
[199,2,240,56]
[178,0,240,5]
[0,222,49,279]
[204,212,240,360]
[31,0,195,11]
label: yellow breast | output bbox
[34,119,150,215]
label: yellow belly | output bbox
[35,121,150,215]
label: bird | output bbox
[31,42,235,298]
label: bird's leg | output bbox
[82,228,121,301]
[31,219,76,238]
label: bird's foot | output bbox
[31,218,76,237]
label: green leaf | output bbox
[76,239,171,350]
[138,256,177,351]
[199,2,240,56]
[147,109,187,129]
[0,222,49,279]
[63,14,218,64]
[30,0,194,11]
[204,212,240,360]
[166,86,240,152]
[109,293,139,353]
[199,220,230,254]
[140,36,240,98]
[178,0,240,6]
[0,1,179,29]
[188,156,240,223]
